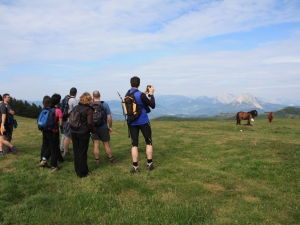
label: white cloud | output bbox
[0,0,300,100]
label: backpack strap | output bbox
[127,89,145,105]
[126,89,139,96]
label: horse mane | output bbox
[248,110,258,117]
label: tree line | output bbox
[9,98,42,119]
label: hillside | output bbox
[1,117,299,224]
[154,106,300,121]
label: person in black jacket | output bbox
[71,92,95,178]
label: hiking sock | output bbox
[133,162,138,167]
[42,157,47,161]
[147,159,153,164]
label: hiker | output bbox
[126,76,155,173]
[39,94,63,171]
[91,90,116,164]
[0,94,18,155]
[70,92,95,178]
[2,94,16,153]
[62,87,77,157]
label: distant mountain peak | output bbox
[217,93,236,104]
[232,93,263,109]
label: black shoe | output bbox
[108,156,116,163]
[130,166,140,174]
[146,162,154,171]
[11,146,18,154]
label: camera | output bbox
[147,85,151,88]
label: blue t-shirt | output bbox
[92,101,111,129]
[127,88,149,126]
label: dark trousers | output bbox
[3,125,13,153]
[129,123,152,147]
[41,131,60,168]
[41,131,64,163]
[71,132,90,177]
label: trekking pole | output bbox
[117,92,126,121]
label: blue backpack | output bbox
[37,107,57,131]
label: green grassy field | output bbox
[0,116,299,224]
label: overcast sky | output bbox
[1,0,300,101]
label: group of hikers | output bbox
[37,76,155,177]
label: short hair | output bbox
[3,93,10,99]
[70,87,77,96]
[93,91,100,99]
[0,95,2,101]
[130,76,140,88]
[79,92,92,105]
[51,93,61,107]
[43,95,51,108]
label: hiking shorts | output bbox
[63,122,72,138]
[91,128,110,142]
[129,122,152,147]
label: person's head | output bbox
[92,90,101,100]
[43,95,51,108]
[51,93,61,107]
[79,92,92,105]
[70,87,77,96]
[3,93,10,103]
[130,76,140,88]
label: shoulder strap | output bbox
[126,89,139,96]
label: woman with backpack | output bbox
[39,94,63,171]
[70,92,95,178]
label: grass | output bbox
[0,116,299,224]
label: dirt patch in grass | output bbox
[203,183,226,194]
[0,157,15,169]
[117,189,136,200]
[244,195,260,202]
[160,191,178,202]
[2,167,17,173]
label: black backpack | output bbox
[60,95,74,121]
[92,101,106,126]
[68,106,87,131]
[122,89,143,124]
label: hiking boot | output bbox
[0,151,3,155]
[11,146,18,154]
[95,159,100,164]
[130,166,140,174]
[39,160,48,167]
[64,151,71,158]
[146,162,154,171]
[108,156,116,163]
[52,167,60,172]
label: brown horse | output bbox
[236,110,258,125]
[268,112,274,124]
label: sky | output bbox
[1,0,300,101]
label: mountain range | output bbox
[30,93,300,120]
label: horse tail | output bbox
[236,112,240,125]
